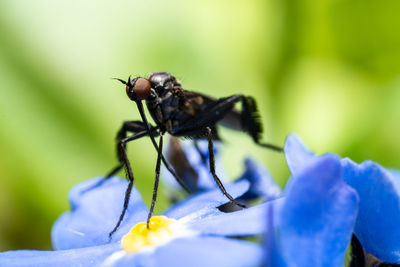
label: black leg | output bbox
[135,102,192,193]
[255,142,283,152]
[109,179,133,238]
[109,134,140,238]
[111,121,156,177]
[147,133,164,228]
[206,127,246,208]
[107,129,188,236]
[80,128,149,194]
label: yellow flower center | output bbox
[121,216,184,253]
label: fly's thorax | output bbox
[148,72,182,93]
[145,89,181,127]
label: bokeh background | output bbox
[1,0,400,251]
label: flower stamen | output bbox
[121,216,183,253]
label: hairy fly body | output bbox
[97,71,282,237]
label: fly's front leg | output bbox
[81,121,154,195]
[147,133,164,227]
[112,121,156,179]
[108,126,161,237]
[108,133,139,237]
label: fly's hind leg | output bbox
[205,127,246,208]
[239,96,283,152]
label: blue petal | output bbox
[389,169,400,193]
[0,243,120,267]
[162,139,225,192]
[264,204,286,267]
[110,237,263,267]
[163,180,249,220]
[284,133,318,177]
[238,158,282,200]
[186,199,284,236]
[342,159,400,263]
[52,177,148,250]
[269,155,359,266]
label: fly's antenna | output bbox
[112,78,127,85]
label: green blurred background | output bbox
[1,0,400,251]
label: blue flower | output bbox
[0,176,272,267]
[237,158,282,201]
[163,135,360,266]
[283,134,400,264]
[343,160,400,263]
[265,152,359,266]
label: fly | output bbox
[93,71,282,237]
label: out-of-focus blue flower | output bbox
[162,139,282,201]
[342,159,400,263]
[284,134,400,264]
[265,151,359,266]
[237,158,282,201]
[0,177,271,267]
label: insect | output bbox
[96,71,282,237]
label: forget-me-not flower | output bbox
[0,174,272,267]
[3,133,398,266]
[265,147,359,266]
[282,134,400,264]
[170,136,361,266]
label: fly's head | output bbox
[114,76,153,102]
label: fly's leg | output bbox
[206,127,246,208]
[147,133,163,227]
[135,101,192,193]
[109,132,150,238]
[80,121,152,194]
[240,96,283,152]
[109,121,153,181]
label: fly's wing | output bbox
[174,90,275,150]
[217,107,243,131]
[180,91,244,131]
[167,137,198,193]
[179,91,214,116]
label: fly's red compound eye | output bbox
[134,78,151,100]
